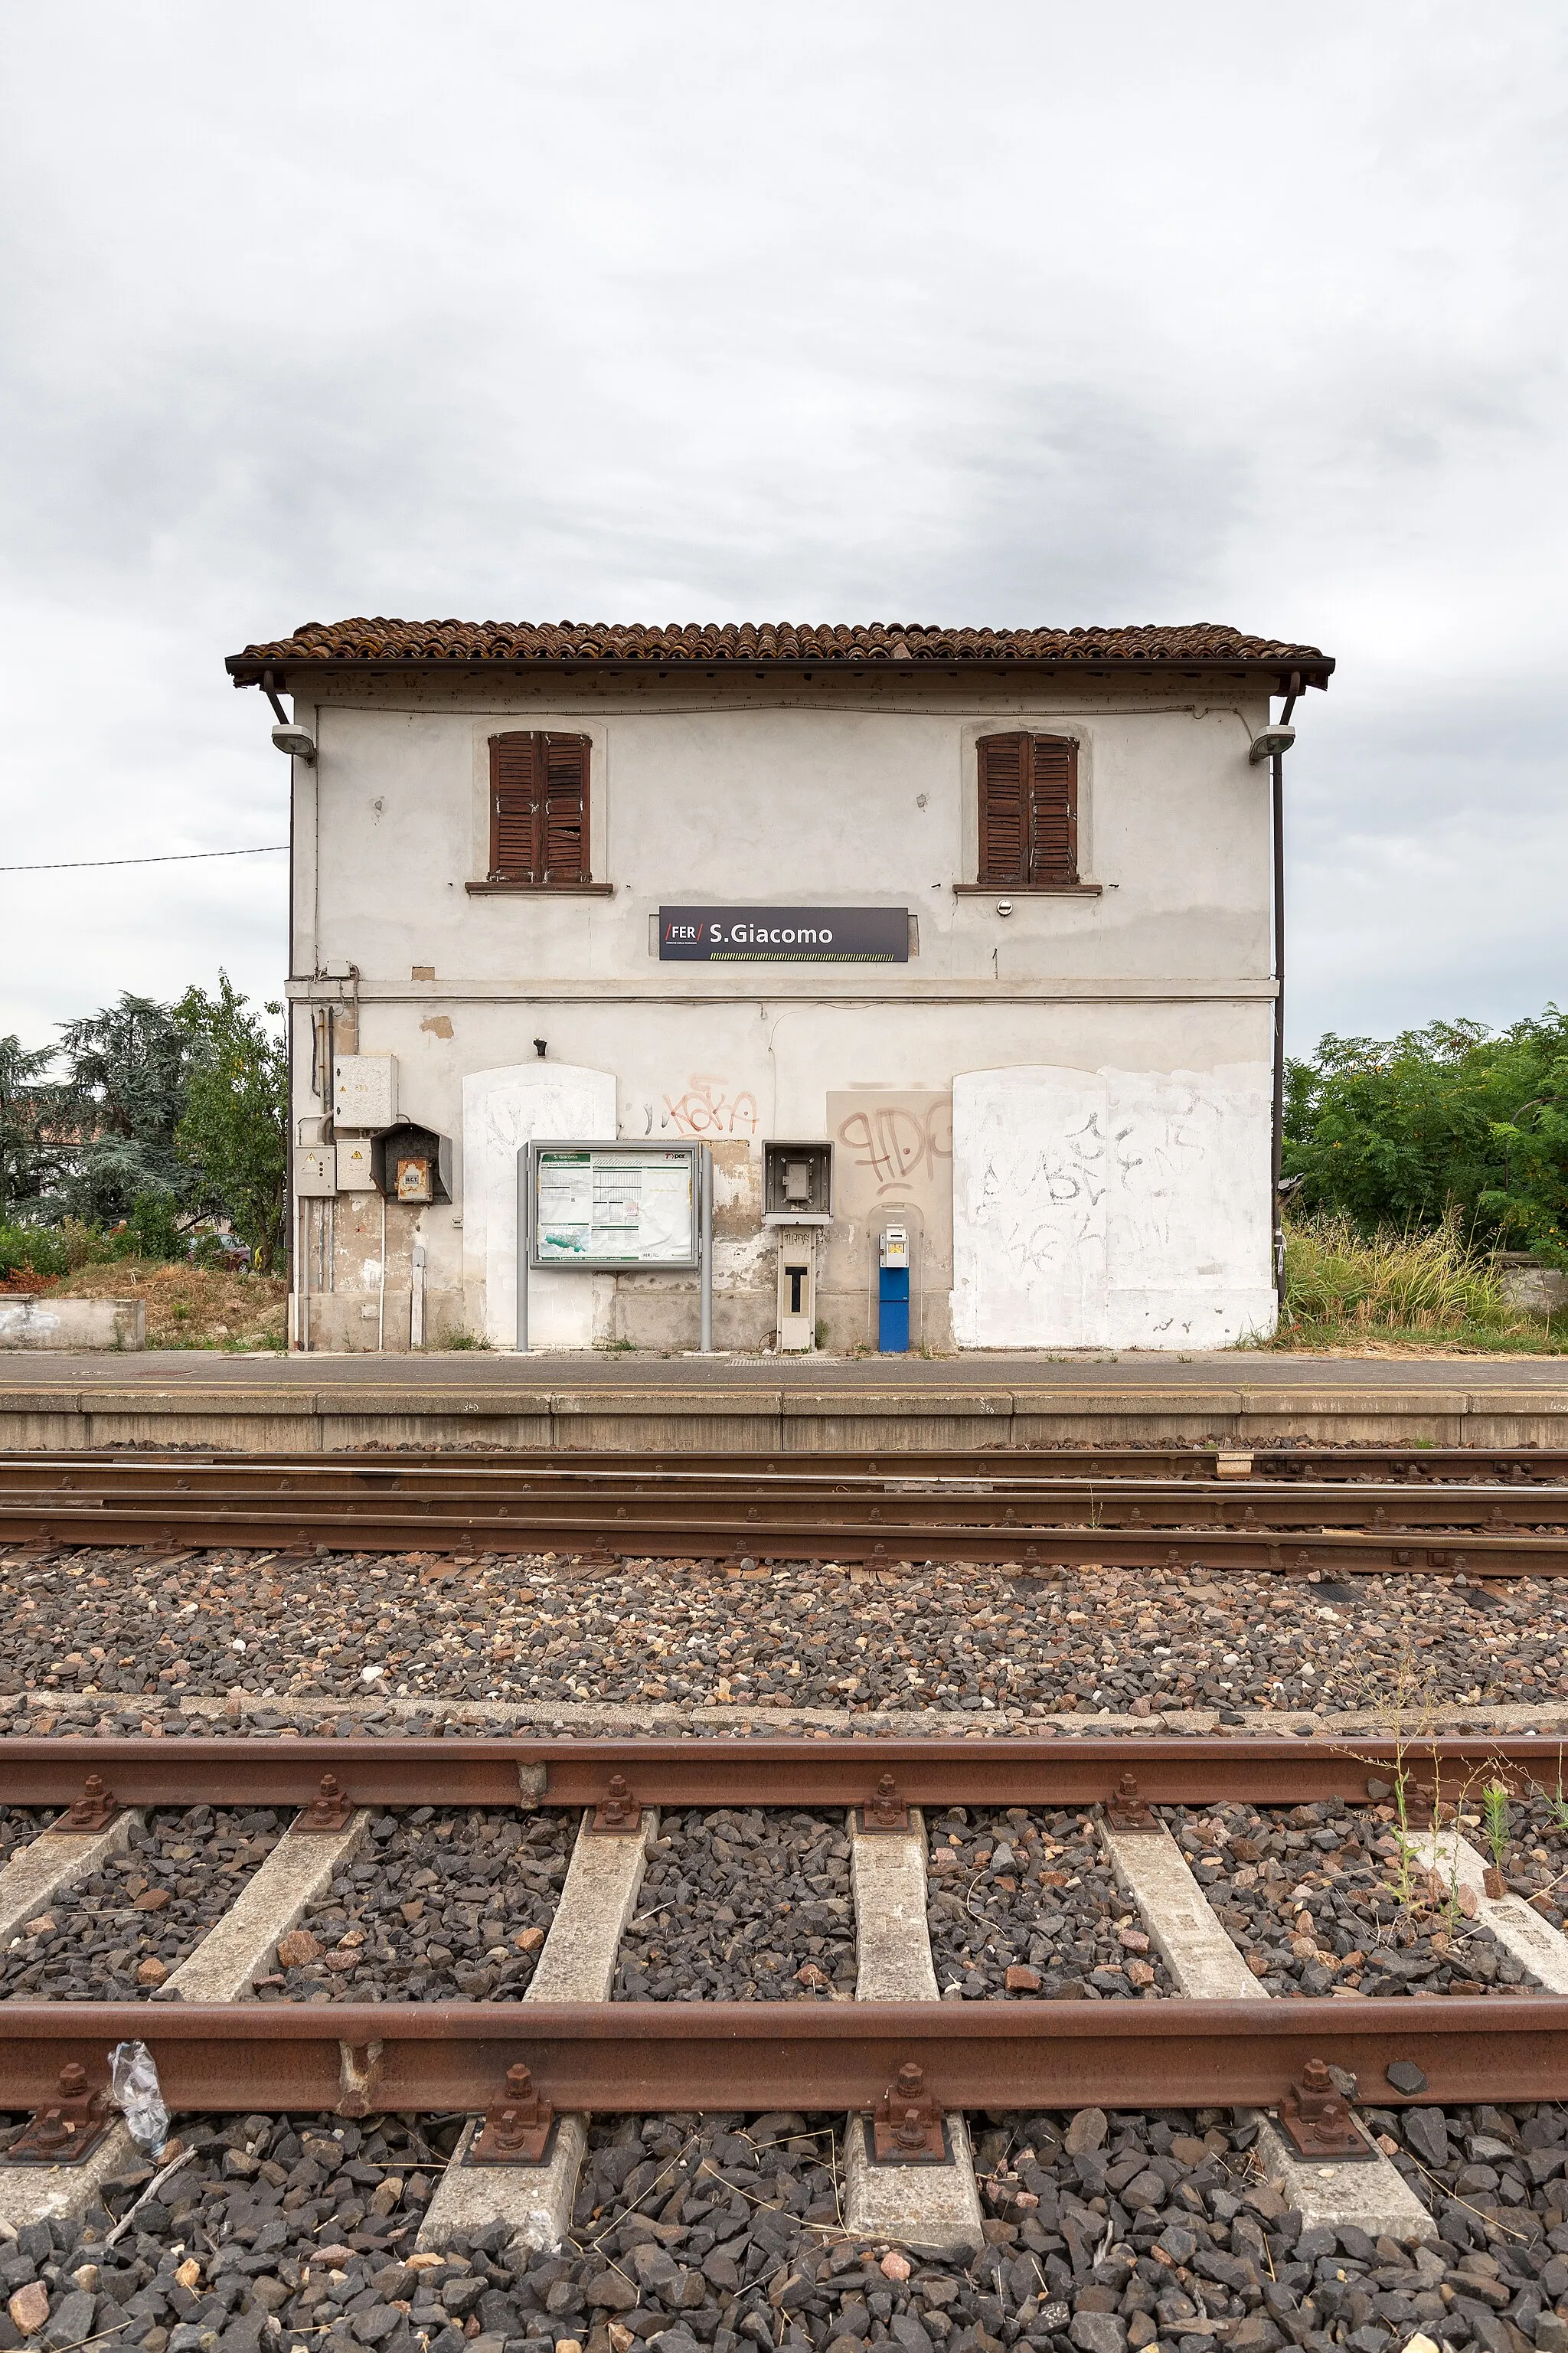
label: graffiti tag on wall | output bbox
[835,1097,953,1197]
[662,1074,760,1137]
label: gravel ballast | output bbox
[253,1809,573,2004]
[927,1807,1173,2000]
[16,2098,1568,2353]
[0,1806,56,1867]
[1161,1799,1545,1995]
[0,1806,279,1998]
[5,1547,1568,1721]
[613,1809,857,1999]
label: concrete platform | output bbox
[1,1348,1566,1453]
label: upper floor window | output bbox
[976,732,1078,887]
[488,730,590,884]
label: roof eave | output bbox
[227,653,1334,689]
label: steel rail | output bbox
[5,1447,1568,1486]
[3,1494,1566,1571]
[6,1476,1568,1536]
[2,1995,1566,2116]
[6,1734,1567,1811]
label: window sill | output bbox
[466,881,616,896]
[952,881,1102,897]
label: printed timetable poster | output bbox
[533,1148,697,1267]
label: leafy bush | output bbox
[1285,1010,1568,1266]
[0,1223,69,1279]
[104,1192,186,1263]
[60,1217,108,1270]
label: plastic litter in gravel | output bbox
[7,1545,1568,1720]
[1161,1799,1544,1996]
[0,1806,279,1998]
[927,1806,1173,2000]
[252,1809,573,2004]
[614,1809,857,2000]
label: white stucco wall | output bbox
[950,1064,1276,1350]
[460,1063,616,1348]
[284,668,1282,1351]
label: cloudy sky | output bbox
[1,1,1563,1059]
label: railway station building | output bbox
[227,619,1333,1357]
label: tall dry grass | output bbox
[1282,1212,1512,1332]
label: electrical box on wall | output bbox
[763,1141,832,1223]
[293,1145,335,1198]
[336,1138,377,1190]
[333,1054,397,1130]
[776,1233,817,1351]
[371,1122,452,1205]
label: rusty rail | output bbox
[4,1489,1568,1572]
[3,1996,1567,2116]
[5,1733,1566,1811]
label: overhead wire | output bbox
[0,846,288,872]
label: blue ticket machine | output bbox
[878,1226,910,1353]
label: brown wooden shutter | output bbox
[977,733,1027,884]
[541,734,589,881]
[1028,734,1077,884]
[975,732,1077,885]
[488,731,591,884]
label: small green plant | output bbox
[1547,1766,1568,1836]
[1481,1780,1511,1871]
[441,1328,491,1351]
[0,1223,69,1279]
[599,1336,637,1352]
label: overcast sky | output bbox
[1,1,1563,1060]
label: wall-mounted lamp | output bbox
[273,725,318,763]
[1248,726,1295,766]
[534,1038,547,1059]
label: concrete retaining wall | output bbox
[2,1375,1567,1449]
[0,1299,145,1351]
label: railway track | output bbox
[11,1729,1568,2296]
[4,1732,1568,2123]
[3,1449,1568,1574]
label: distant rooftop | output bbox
[228,618,1333,687]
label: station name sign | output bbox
[659,906,910,962]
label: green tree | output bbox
[1285,1008,1568,1265]
[0,1034,63,1222]
[175,975,289,1275]
[53,992,195,1225]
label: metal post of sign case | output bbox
[515,1142,532,1354]
[699,1145,714,1354]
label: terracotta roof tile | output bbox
[228,618,1332,683]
